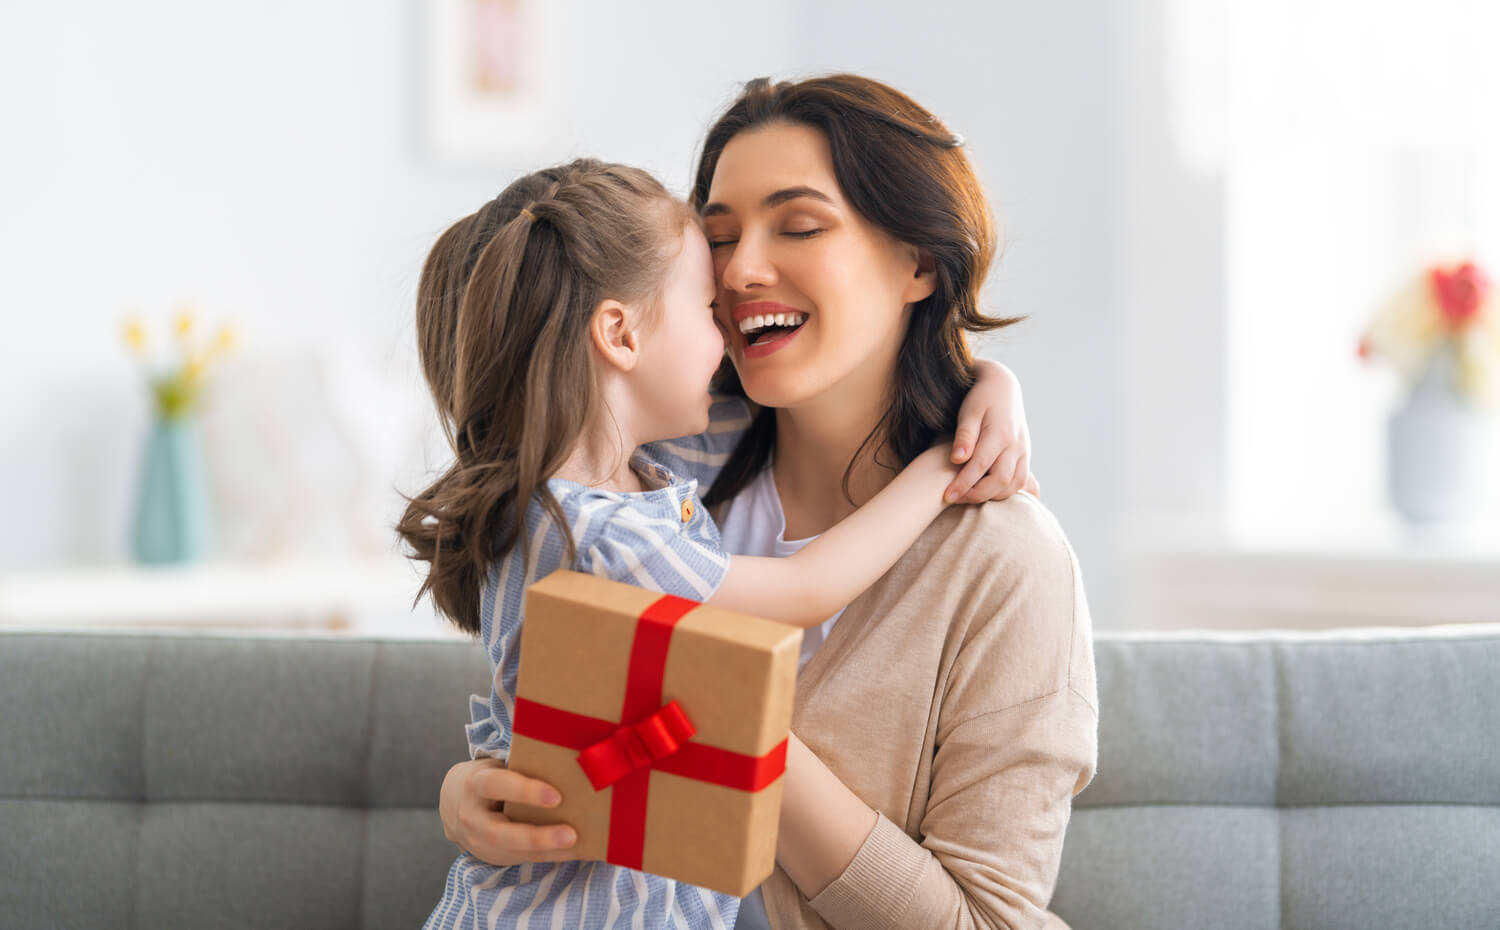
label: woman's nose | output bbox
[719,234,776,293]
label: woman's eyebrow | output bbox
[701,186,836,218]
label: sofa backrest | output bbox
[4,626,1498,929]
[1053,625,1500,930]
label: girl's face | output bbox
[701,122,935,411]
[633,222,726,443]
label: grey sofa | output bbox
[3,624,1498,929]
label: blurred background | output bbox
[2,0,1497,637]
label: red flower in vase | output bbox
[1429,262,1489,329]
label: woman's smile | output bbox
[731,300,810,358]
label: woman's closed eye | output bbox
[708,237,737,250]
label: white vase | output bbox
[1386,345,1492,525]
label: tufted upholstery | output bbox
[1053,626,1500,929]
[3,625,1498,929]
[0,633,491,930]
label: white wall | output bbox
[791,1,1130,619]
[1,1,1154,625]
[0,0,794,564]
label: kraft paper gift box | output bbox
[504,570,801,897]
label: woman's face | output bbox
[701,122,935,411]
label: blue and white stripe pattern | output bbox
[423,396,753,930]
[639,395,753,491]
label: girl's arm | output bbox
[708,445,957,627]
[946,358,1034,504]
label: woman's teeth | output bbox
[737,311,808,334]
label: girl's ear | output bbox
[590,299,643,373]
[902,247,939,305]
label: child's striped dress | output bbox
[423,398,752,930]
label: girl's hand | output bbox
[945,359,1038,504]
[439,758,582,865]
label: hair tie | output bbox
[519,207,537,222]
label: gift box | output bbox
[504,570,802,897]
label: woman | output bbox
[440,74,1098,929]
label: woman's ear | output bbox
[591,299,643,373]
[902,247,938,304]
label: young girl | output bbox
[400,159,1034,930]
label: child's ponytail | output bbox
[398,160,693,634]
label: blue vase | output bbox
[1386,344,1488,526]
[131,416,212,564]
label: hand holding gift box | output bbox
[503,570,801,897]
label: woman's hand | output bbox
[439,758,582,865]
[945,358,1039,503]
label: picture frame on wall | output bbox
[422,0,559,163]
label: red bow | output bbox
[512,594,787,871]
[577,700,696,790]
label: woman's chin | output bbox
[737,370,818,411]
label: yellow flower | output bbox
[1362,273,1443,384]
[174,304,198,342]
[123,316,149,356]
[213,324,236,355]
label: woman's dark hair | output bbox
[692,74,1021,508]
[397,159,692,634]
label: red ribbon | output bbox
[512,594,788,871]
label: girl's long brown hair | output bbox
[693,75,1022,509]
[398,159,690,634]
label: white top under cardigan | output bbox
[715,464,845,930]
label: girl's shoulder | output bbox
[544,470,728,601]
[543,461,701,530]
[538,479,649,549]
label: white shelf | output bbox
[1125,522,1500,631]
[0,559,465,638]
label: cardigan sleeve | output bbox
[807,505,1099,930]
[808,692,1097,930]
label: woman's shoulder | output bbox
[871,492,1094,712]
[857,490,1084,629]
[918,491,1077,580]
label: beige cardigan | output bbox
[761,493,1098,930]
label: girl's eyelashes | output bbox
[707,238,737,250]
[783,228,823,239]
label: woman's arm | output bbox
[789,696,1097,930]
[708,445,957,627]
[768,504,1099,929]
